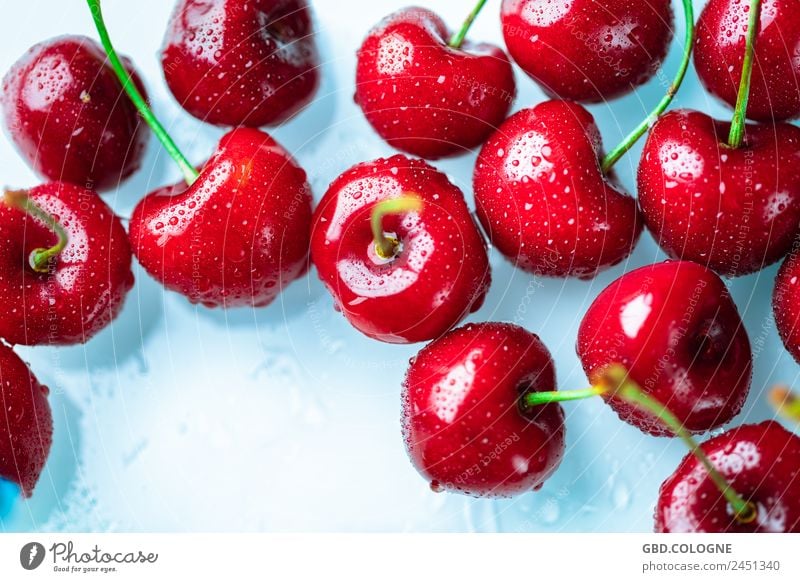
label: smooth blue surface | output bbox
[0,478,20,519]
[0,0,796,532]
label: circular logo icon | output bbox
[20,542,45,570]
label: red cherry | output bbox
[500,0,674,102]
[355,7,516,159]
[638,109,800,276]
[773,251,800,362]
[310,155,490,343]
[656,421,800,532]
[577,260,752,436]
[129,128,312,308]
[0,183,134,346]
[695,0,800,122]
[402,322,565,497]
[474,100,642,279]
[0,344,53,497]
[161,0,319,127]
[1,35,148,192]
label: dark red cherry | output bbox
[129,128,312,308]
[355,7,516,159]
[402,322,565,497]
[310,155,490,343]
[638,109,800,276]
[773,250,800,362]
[695,0,800,121]
[474,100,642,279]
[0,344,53,497]
[0,183,134,346]
[577,260,752,436]
[500,0,674,102]
[161,0,320,127]
[656,421,800,532]
[1,35,148,192]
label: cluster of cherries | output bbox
[0,0,799,533]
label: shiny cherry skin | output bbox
[0,182,134,346]
[129,128,312,308]
[695,0,800,121]
[0,344,53,497]
[577,260,752,436]
[310,155,490,344]
[402,322,565,497]
[500,0,674,102]
[474,100,642,279]
[656,421,800,532]
[1,35,148,192]
[638,109,800,277]
[355,7,516,159]
[161,0,319,127]
[773,251,800,362]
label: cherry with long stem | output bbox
[524,364,757,523]
[4,190,68,273]
[600,0,694,172]
[449,0,488,49]
[371,196,423,259]
[86,0,198,185]
[727,0,762,148]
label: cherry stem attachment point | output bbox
[523,364,757,524]
[449,0,488,49]
[85,0,199,186]
[371,195,423,260]
[601,0,694,173]
[4,190,69,273]
[727,0,762,149]
[769,385,800,423]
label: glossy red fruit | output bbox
[129,128,312,308]
[695,0,800,121]
[638,109,800,277]
[403,322,565,497]
[161,0,320,127]
[577,260,752,436]
[474,100,641,279]
[0,182,134,346]
[773,251,800,362]
[310,155,490,344]
[355,7,516,159]
[500,0,674,102]
[656,421,800,532]
[1,35,148,192]
[0,344,53,497]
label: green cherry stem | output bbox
[371,196,423,260]
[85,0,199,185]
[601,0,695,173]
[449,0,489,49]
[523,364,757,524]
[727,0,762,148]
[4,190,69,273]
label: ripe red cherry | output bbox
[0,183,134,346]
[310,155,490,343]
[129,128,312,308]
[1,35,148,192]
[500,0,674,102]
[695,0,800,121]
[773,251,800,362]
[355,7,516,159]
[474,100,641,279]
[656,421,800,532]
[402,322,565,497]
[638,109,800,276]
[577,260,752,436]
[0,344,53,497]
[161,0,319,127]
